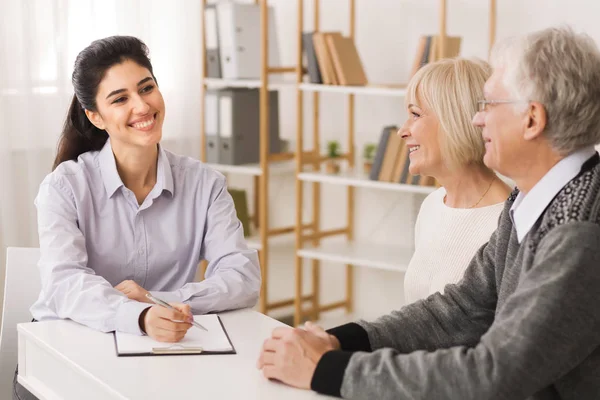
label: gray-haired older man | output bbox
[256,26,600,400]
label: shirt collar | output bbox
[98,138,124,198]
[98,139,174,198]
[156,144,174,196]
[510,146,597,243]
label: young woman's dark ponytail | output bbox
[52,35,156,170]
[53,95,109,170]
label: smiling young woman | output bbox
[43,35,260,334]
[398,58,512,304]
[14,35,261,400]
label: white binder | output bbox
[204,90,221,164]
[205,91,219,135]
[219,95,232,139]
[204,5,221,78]
[216,2,281,80]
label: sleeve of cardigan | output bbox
[315,222,600,399]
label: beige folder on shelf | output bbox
[113,314,235,356]
[391,143,410,183]
[326,34,368,86]
[378,133,403,182]
[428,35,462,63]
[312,32,340,85]
[410,36,428,78]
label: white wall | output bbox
[228,0,600,323]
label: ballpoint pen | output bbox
[145,293,208,332]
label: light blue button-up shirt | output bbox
[31,139,261,335]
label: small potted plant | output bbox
[362,143,376,174]
[325,140,341,174]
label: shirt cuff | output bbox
[327,323,372,352]
[310,350,354,397]
[115,301,152,335]
[149,290,184,304]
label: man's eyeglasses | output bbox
[477,99,528,113]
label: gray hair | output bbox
[490,26,600,155]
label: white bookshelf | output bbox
[298,170,436,195]
[299,83,407,97]
[297,240,414,273]
[204,78,296,90]
[205,161,295,177]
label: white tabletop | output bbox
[17,309,336,400]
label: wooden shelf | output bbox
[204,78,296,90]
[297,240,413,272]
[204,80,407,96]
[299,83,407,97]
[205,161,295,177]
[298,170,436,195]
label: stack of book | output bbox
[368,125,437,187]
[302,31,368,86]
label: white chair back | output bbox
[0,247,41,397]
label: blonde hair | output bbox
[406,57,491,170]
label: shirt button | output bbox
[139,249,144,256]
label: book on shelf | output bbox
[302,32,323,84]
[410,35,462,79]
[429,35,462,63]
[312,32,339,84]
[378,129,403,182]
[306,31,367,86]
[229,188,251,237]
[368,125,437,188]
[391,142,409,182]
[326,34,368,86]
[369,126,395,180]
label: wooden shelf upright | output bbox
[199,0,307,316]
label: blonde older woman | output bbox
[400,58,511,303]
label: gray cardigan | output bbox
[312,153,600,400]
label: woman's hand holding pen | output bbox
[141,303,194,342]
[115,280,152,303]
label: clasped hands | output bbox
[115,279,193,343]
[256,321,341,389]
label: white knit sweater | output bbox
[404,187,505,304]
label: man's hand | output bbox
[303,321,341,350]
[256,321,339,389]
[115,280,152,303]
[142,304,193,342]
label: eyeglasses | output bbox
[477,99,528,113]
